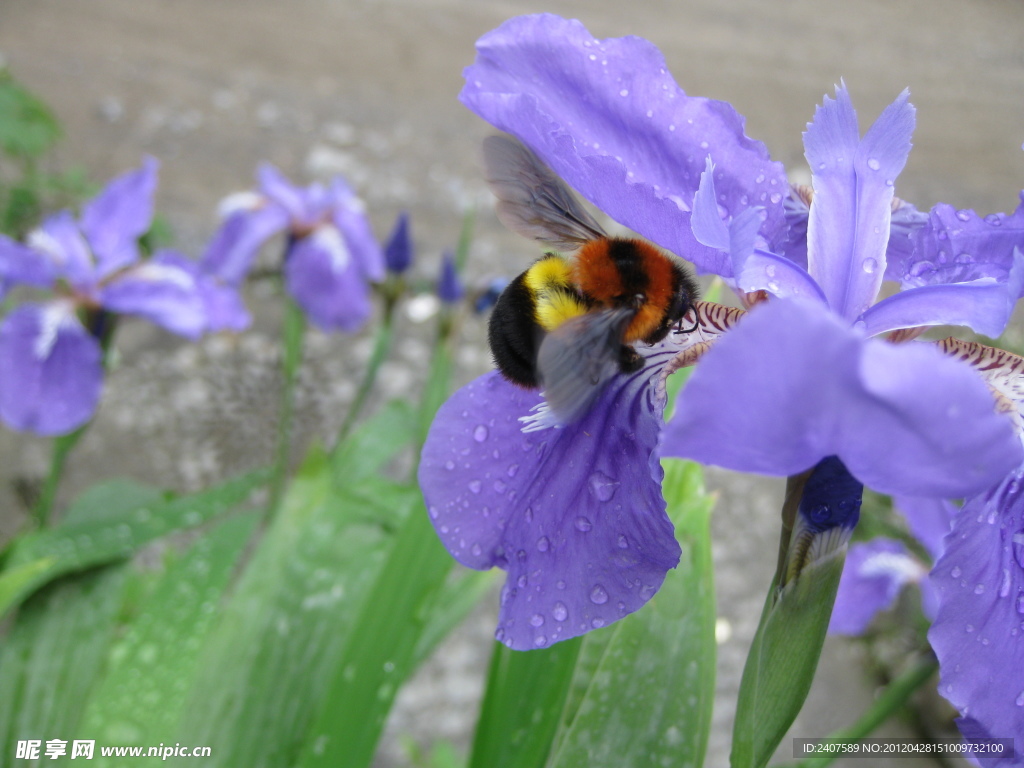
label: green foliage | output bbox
[466,459,717,768]
[731,551,846,768]
[0,70,62,160]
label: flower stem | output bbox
[785,654,939,768]
[32,424,87,527]
[334,307,394,447]
[267,296,305,518]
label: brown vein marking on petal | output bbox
[792,184,813,208]
[663,300,745,377]
[886,326,927,344]
[742,289,770,309]
[936,337,1024,438]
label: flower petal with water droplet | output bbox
[928,471,1024,766]
[418,357,680,651]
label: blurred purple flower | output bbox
[384,211,413,274]
[204,165,384,331]
[436,251,463,304]
[0,159,234,435]
[421,14,1024,654]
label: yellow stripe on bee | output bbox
[524,256,588,331]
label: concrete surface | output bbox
[2,0,1022,765]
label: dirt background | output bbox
[1,0,1022,765]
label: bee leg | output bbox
[617,344,643,374]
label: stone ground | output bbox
[1,0,1022,766]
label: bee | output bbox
[483,135,700,424]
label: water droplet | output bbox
[966,624,975,633]
[1011,530,1024,568]
[534,634,547,647]
[766,280,780,293]
[493,480,507,494]
[575,516,593,532]
[428,507,439,520]
[617,534,629,549]
[468,480,482,494]
[473,425,489,442]
[587,470,619,501]
[646,109,653,118]
[974,584,986,595]
[755,173,766,184]
[985,213,1003,226]
[536,536,550,552]
[866,157,881,171]
[507,463,519,478]
[1016,592,1024,615]
[619,88,629,97]
[765,263,777,279]
[1000,568,1011,598]
[471,543,482,557]
[862,257,877,274]
[951,566,963,578]
[552,602,568,621]
[769,192,782,204]
[444,460,455,471]
[590,584,609,604]
[956,209,972,222]
[530,613,544,627]
[556,579,566,590]
[591,618,605,628]
[524,507,534,523]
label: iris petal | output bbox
[99,256,205,339]
[201,205,289,285]
[460,13,787,276]
[419,361,680,651]
[804,86,914,320]
[662,298,1021,497]
[829,538,924,636]
[859,250,1024,338]
[0,303,102,435]
[0,234,54,297]
[284,226,372,332]
[80,157,158,278]
[928,473,1024,767]
[896,196,1024,290]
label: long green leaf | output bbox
[548,459,716,768]
[170,446,412,767]
[295,504,455,768]
[0,565,128,765]
[469,637,584,768]
[1,472,267,617]
[76,513,259,765]
[730,551,846,768]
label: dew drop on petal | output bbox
[1011,530,1024,568]
[862,257,877,274]
[575,516,593,532]
[617,534,629,549]
[966,624,975,633]
[507,463,519,478]
[590,584,609,604]
[471,543,482,557]
[1016,592,1024,616]
[769,192,782,205]
[530,613,544,627]
[591,618,605,628]
[1016,691,1024,707]
[951,566,963,578]
[534,635,547,647]
[552,602,568,621]
[1000,568,1012,598]
[587,471,619,501]
[866,157,881,171]
[468,480,482,494]
[473,425,488,442]
[536,536,550,552]
[974,583,986,595]
[444,460,455,471]
[956,209,972,222]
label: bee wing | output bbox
[536,307,635,425]
[483,135,606,251]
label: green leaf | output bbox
[1,472,267,616]
[171,447,410,767]
[295,504,456,768]
[730,550,846,768]
[0,71,62,159]
[76,513,259,763]
[0,565,128,761]
[468,637,584,768]
[332,398,417,484]
[548,459,716,768]
[412,569,497,666]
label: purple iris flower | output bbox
[0,158,237,435]
[422,14,1024,653]
[436,251,464,305]
[203,165,384,332]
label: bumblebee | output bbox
[483,135,700,424]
